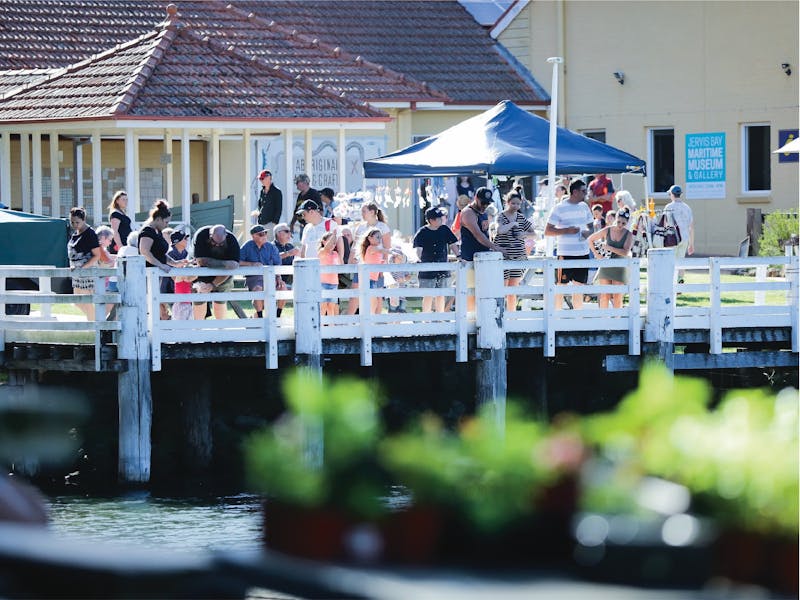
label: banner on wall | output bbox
[777,129,799,163]
[252,135,386,203]
[685,132,726,199]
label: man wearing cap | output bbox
[192,224,240,320]
[545,179,594,309]
[240,224,283,319]
[664,184,694,281]
[273,222,300,316]
[289,174,322,234]
[252,170,283,239]
[297,199,343,260]
[460,186,504,311]
[413,206,458,314]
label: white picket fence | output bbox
[0,250,797,372]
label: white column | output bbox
[209,129,220,202]
[181,129,190,226]
[31,132,43,215]
[124,129,138,216]
[0,133,11,208]
[338,127,346,193]
[283,130,293,224]
[304,129,313,182]
[242,128,251,232]
[163,128,173,207]
[91,130,102,225]
[20,134,30,213]
[49,131,60,217]
[75,142,84,208]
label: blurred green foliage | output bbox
[244,369,388,519]
[583,363,799,537]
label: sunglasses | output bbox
[254,232,267,237]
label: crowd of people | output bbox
[66,171,693,321]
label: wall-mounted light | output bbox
[613,71,625,85]
[781,62,791,76]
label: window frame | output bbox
[580,129,606,144]
[741,123,772,195]
[646,127,675,199]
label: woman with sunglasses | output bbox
[587,207,634,309]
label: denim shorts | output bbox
[418,275,450,288]
[321,282,338,290]
[369,279,382,289]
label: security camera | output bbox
[781,63,791,76]
[613,71,625,85]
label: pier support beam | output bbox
[473,252,507,431]
[293,258,323,466]
[644,248,676,370]
[293,258,322,372]
[183,373,212,470]
[117,256,152,483]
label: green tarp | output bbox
[0,209,69,267]
[134,196,235,233]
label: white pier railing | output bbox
[0,250,797,372]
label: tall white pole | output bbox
[546,57,563,257]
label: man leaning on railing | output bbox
[191,224,240,320]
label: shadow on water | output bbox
[17,351,798,496]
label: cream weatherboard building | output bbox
[494,0,799,255]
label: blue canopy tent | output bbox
[363,100,646,178]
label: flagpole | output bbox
[546,56,563,257]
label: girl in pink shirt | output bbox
[359,228,395,314]
[318,231,341,316]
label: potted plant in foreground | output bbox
[580,364,798,593]
[380,405,585,564]
[244,369,390,561]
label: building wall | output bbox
[502,0,799,255]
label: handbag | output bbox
[652,212,681,248]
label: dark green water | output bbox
[46,493,263,552]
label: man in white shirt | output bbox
[298,200,344,259]
[545,179,594,309]
[664,184,694,283]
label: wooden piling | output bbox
[473,252,507,430]
[293,258,323,371]
[116,256,152,483]
[292,258,324,467]
[183,373,212,470]
[644,248,676,370]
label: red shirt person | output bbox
[588,173,615,214]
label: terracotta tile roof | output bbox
[0,21,388,123]
[165,2,449,103]
[0,0,543,106]
[232,0,546,105]
[0,69,61,98]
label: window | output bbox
[581,130,606,144]
[743,124,771,192]
[647,128,674,195]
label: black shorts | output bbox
[558,254,590,284]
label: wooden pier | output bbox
[1,249,797,482]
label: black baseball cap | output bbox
[475,187,494,204]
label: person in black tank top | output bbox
[458,187,504,312]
